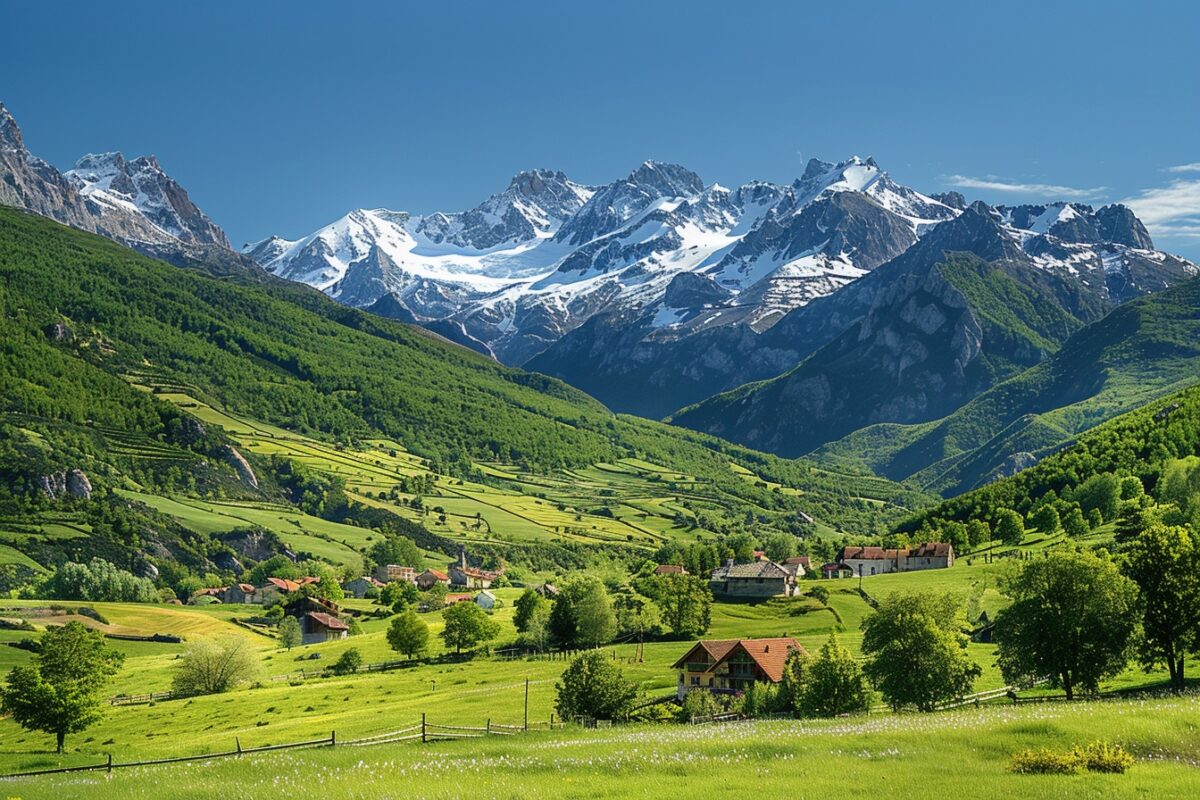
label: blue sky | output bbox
[3,0,1198,256]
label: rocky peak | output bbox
[0,102,24,153]
[628,161,704,197]
[1095,204,1154,249]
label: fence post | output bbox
[236,736,242,756]
[107,753,113,773]
[421,712,427,743]
[486,718,491,735]
[331,729,336,746]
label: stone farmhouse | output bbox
[709,559,798,598]
[835,542,955,577]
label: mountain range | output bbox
[3,100,1198,501]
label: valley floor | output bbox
[7,695,1200,799]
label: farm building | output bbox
[416,569,450,590]
[653,564,688,576]
[837,542,955,576]
[534,583,559,598]
[448,549,500,589]
[475,590,497,610]
[821,562,854,579]
[283,596,349,644]
[373,564,415,584]
[709,559,797,598]
[221,583,261,604]
[342,576,386,599]
[673,637,806,699]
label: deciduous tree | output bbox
[995,549,1139,699]
[1,622,122,752]
[861,592,980,711]
[387,609,430,660]
[554,651,637,721]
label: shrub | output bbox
[678,689,727,721]
[330,647,363,675]
[1010,740,1134,775]
[1075,740,1134,774]
[1010,748,1080,775]
[554,651,637,721]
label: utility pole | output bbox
[524,678,530,730]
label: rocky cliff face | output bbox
[666,200,1189,456]
[0,102,234,263]
[38,469,93,500]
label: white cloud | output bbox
[945,174,1107,200]
[1166,162,1200,173]
[1124,178,1200,239]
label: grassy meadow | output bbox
[6,696,1200,799]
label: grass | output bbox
[7,696,1200,798]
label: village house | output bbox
[447,549,500,589]
[416,568,450,591]
[533,583,559,599]
[188,587,225,605]
[258,575,320,605]
[474,590,497,610]
[283,596,349,644]
[781,556,809,578]
[221,583,261,604]
[672,637,805,699]
[372,564,416,584]
[653,564,688,576]
[342,575,386,599]
[837,542,955,577]
[821,562,854,579]
[708,559,797,598]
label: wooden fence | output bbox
[1,714,569,780]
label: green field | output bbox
[6,696,1200,799]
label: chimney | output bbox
[459,546,467,568]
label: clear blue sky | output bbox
[3,0,1198,256]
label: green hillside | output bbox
[0,207,925,579]
[814,274,1200,495]
[897,382,1200,533]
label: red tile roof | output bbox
[306,611,348,631]
[654,564,687,575]
[266,577,301,592]
[423,569,450,581]
[445,593,474,604]
[724,638,804,682]
[671,639,740,670]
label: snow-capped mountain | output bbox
[0,102,232,260]
[248,156,959,363]
[65,152,229,248]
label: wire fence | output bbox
[0,713,569,780]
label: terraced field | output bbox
[124,383,744,560]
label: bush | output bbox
[330,648,362,676]
[1075,740,1135,774]
[1010,740,1134,775]
[1010,748,1081,775]
[678,689,728,721]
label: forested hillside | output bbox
[0,207,924,580]
[815,275,1200,495]
[897,383,1200,534]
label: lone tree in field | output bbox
[861,591,980,712]
[172,639,258,696]
[387,608,430,660]
[1,621,123,753]
[995,509,1025,546]
[799,634,872,717]
[555,650,637,722]
[1123,523,1200,692]
[1030,505,1060,535]
[994,548,1139,699]
[440,602,500,655]
[278,616,302,650]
